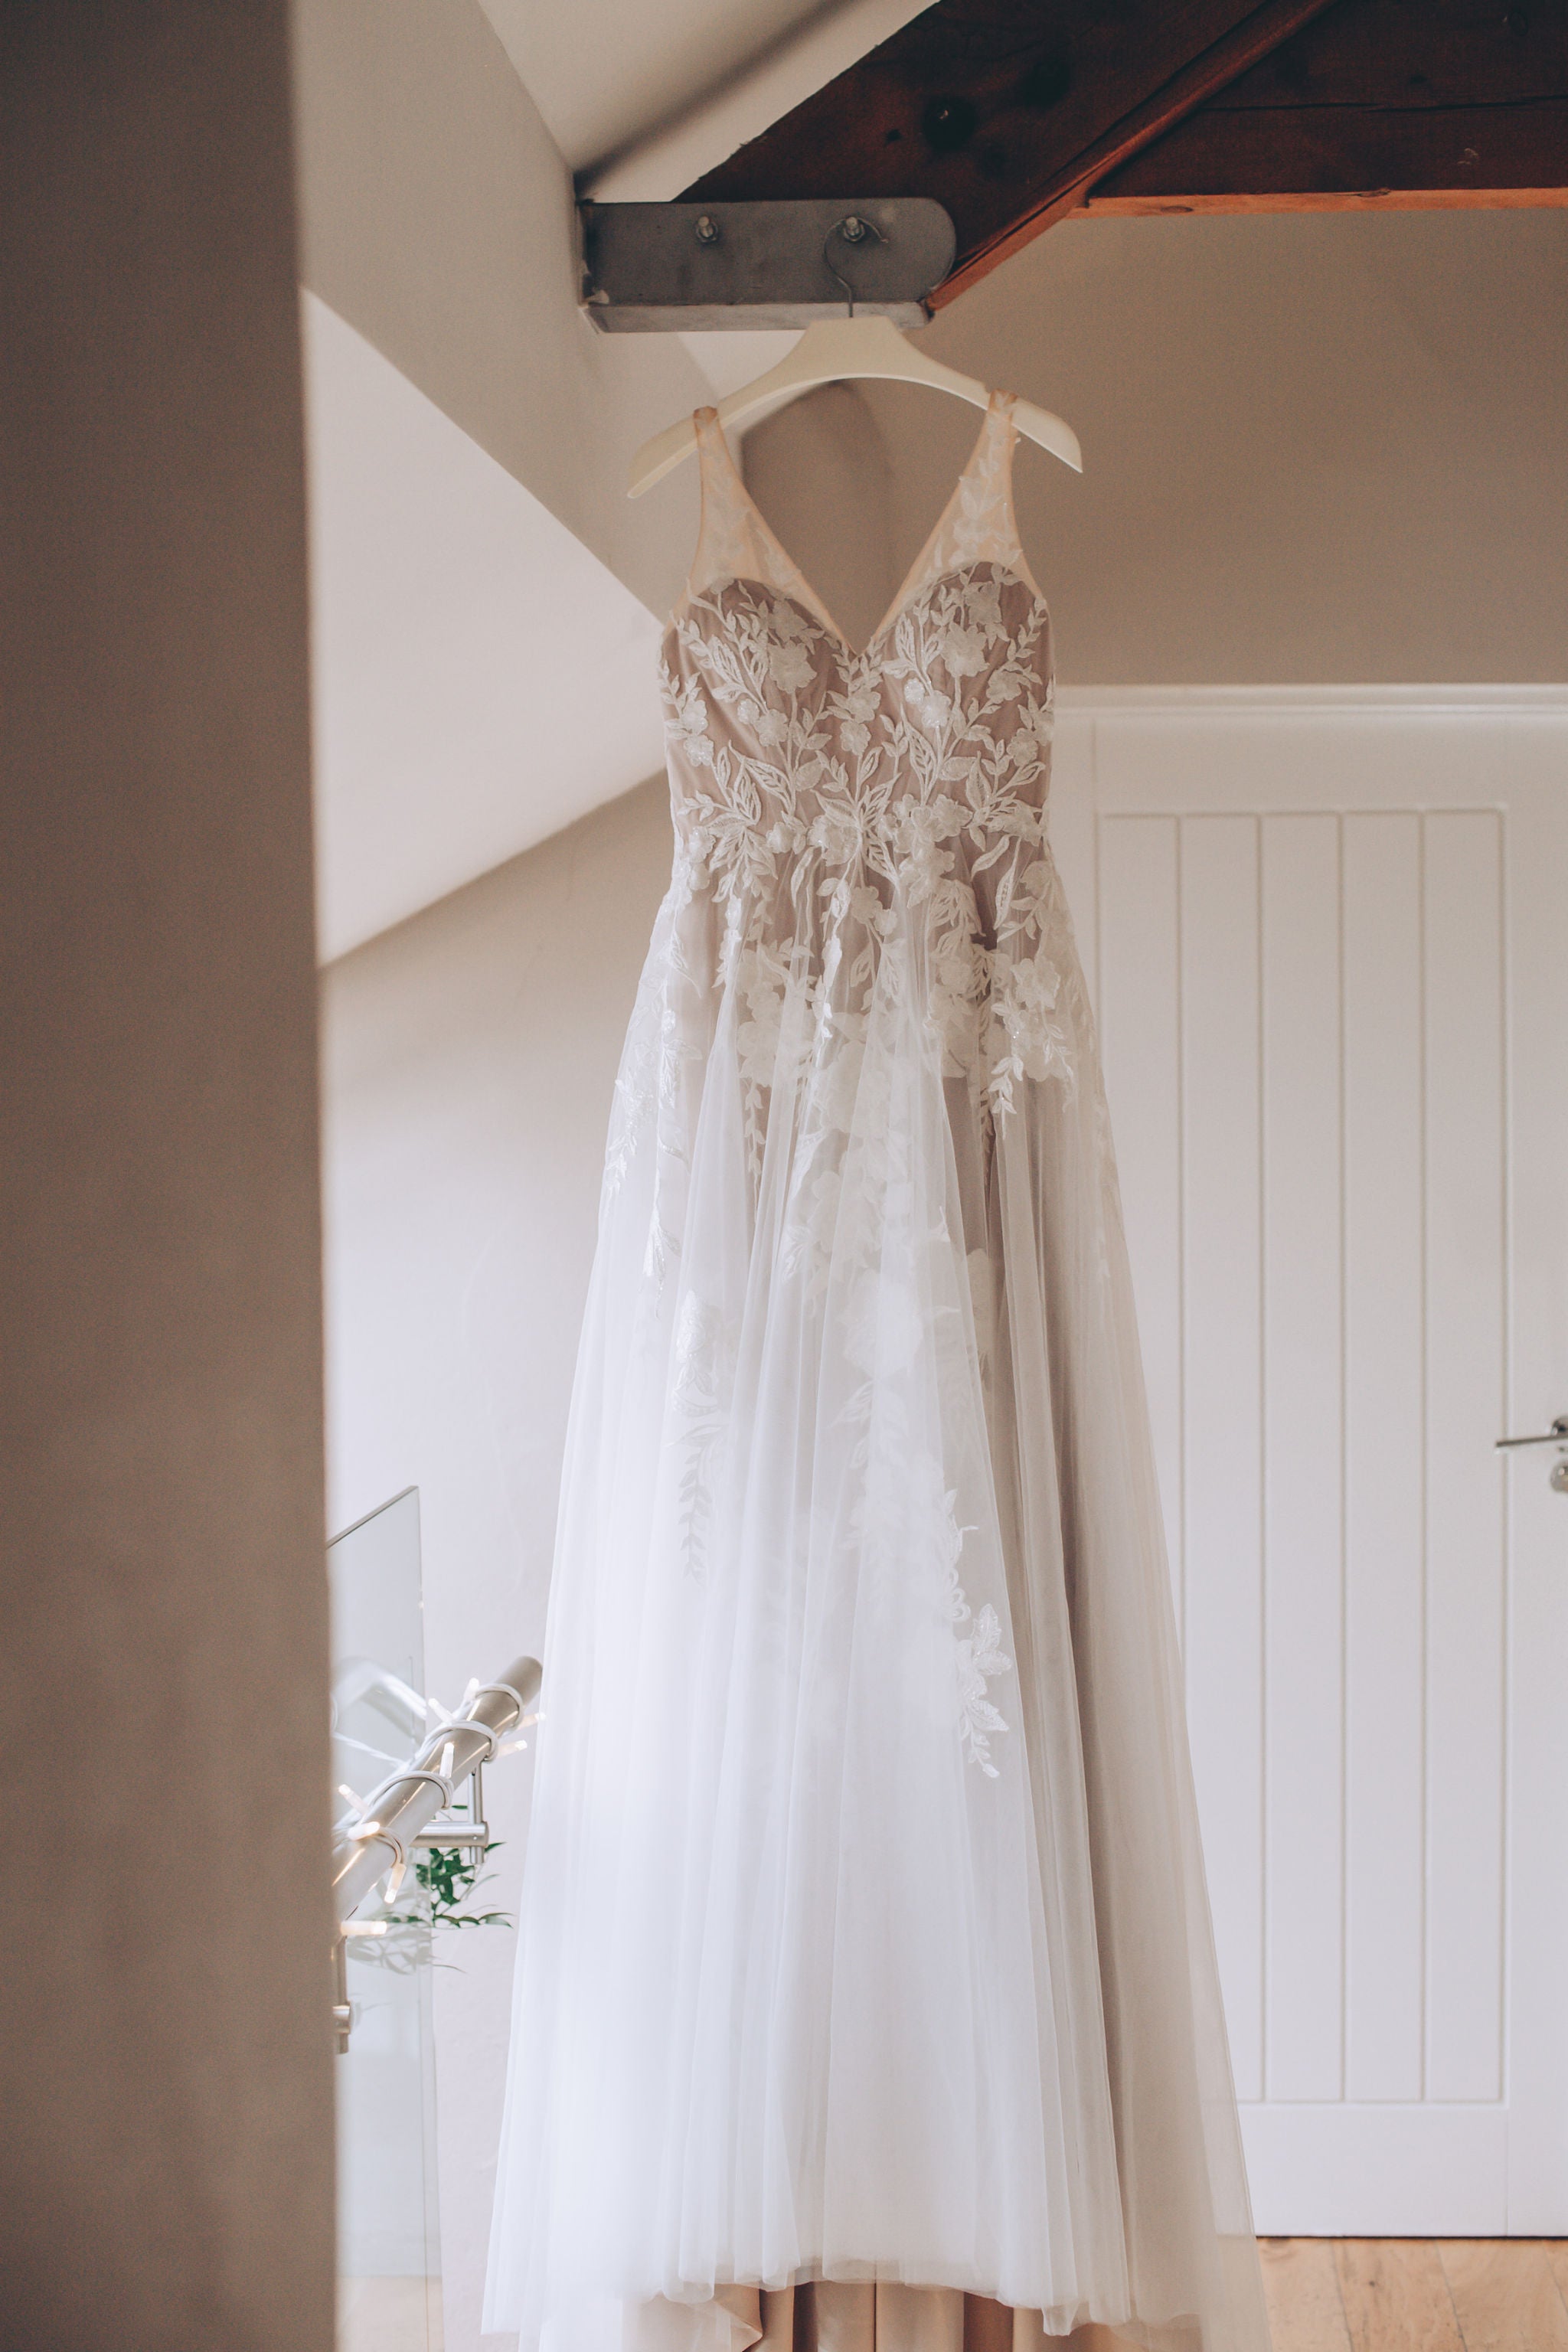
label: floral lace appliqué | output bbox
[936,1486,1013,1779]
[669,1292,735,1583]
[629,393,1077,1785]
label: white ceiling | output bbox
[303,295,666,962]
[478,0,929,195]
[476,0,833,176]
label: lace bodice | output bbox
[657,394,1076,1135]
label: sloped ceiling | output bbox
[475,0,930,195]
[475,0,831,175]
[302,0,932,964]
[304,295,666,962]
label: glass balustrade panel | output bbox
[329,1488,443,2352]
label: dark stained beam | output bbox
[683,0,1342,305]
[1085,0,1568,213]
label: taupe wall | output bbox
[746,210,1568,681]
[0,9,333,2348]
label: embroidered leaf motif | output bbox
[633,408,1097,1779]
[954,1603,1014,1779]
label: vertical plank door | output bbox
[1050,691,1568,2234]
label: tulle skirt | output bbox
[485,846,1269,2352]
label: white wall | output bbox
[302,296,668,957]
[291,0,724,959]
[293,0,711,621]
[321,778,671,2350]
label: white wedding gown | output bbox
[485,397,1271,2352]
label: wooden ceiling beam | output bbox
[681,0,1344,305]
[681,0,1568,309]
[1086,0,1568,214]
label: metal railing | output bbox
[331,1652,541,2049]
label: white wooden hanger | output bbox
[628,314,1082,499]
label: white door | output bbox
[1050,689,1568,2236]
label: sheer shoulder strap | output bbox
[905,390,1044,612]
[682,407,838,636]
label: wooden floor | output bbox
[1261,2240,1568,2352]
[335,2252,1568,2352]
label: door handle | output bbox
[1496,1416,1568,1494]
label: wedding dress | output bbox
[485,396,1271,2352]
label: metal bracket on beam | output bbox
[579,198,957,332]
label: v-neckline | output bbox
[705,394,1004,662]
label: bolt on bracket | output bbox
[579,198,957,332]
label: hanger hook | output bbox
[822,214,887,318]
